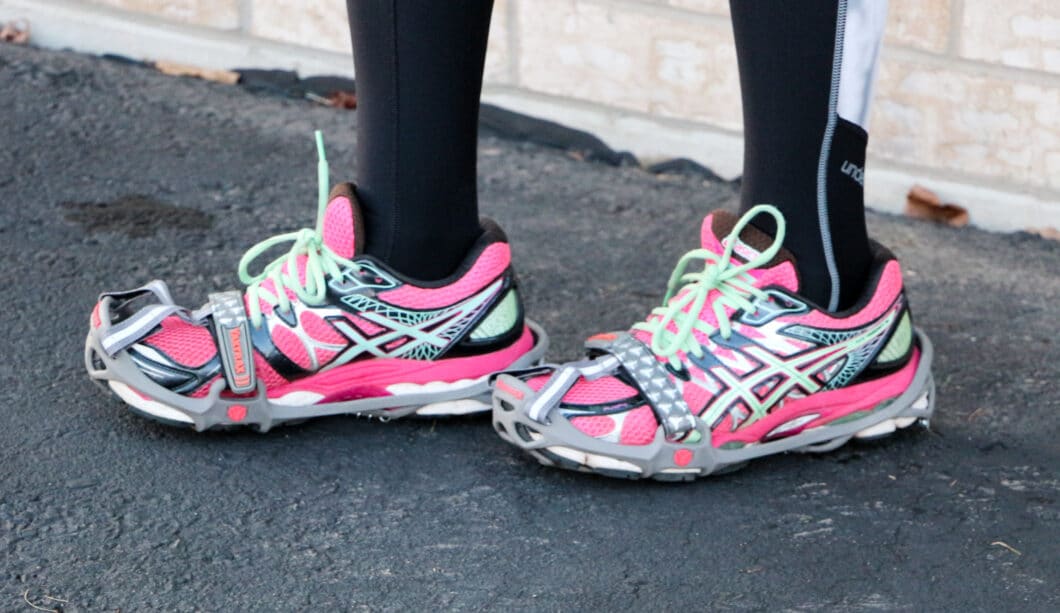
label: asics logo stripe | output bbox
[327,278,505,366]
[696,303,900,429]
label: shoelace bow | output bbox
[631,204,786,368]
[237,131,359,327]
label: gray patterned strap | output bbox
[98,281,183,357]
[525,356,620,423]
[524,332,697,440]
[209,291,256,394]
[585,332,698,439]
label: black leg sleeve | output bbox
[731,0,879,311]
[347,0,494,280]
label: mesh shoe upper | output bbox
[127,184,528,399]
[530,208,915,448]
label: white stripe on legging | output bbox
[816,0,848,312]
[837,0,889,128]
[818,0,889,311]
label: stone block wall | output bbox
[3,0,1058,229]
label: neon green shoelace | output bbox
[631,204,786,368]
[237,131,358,327]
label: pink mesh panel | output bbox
[379,242,511,309]
[570,415,617,438]
[561,376,638,405]
[682,381,713,413]
[271,325,311,369]
[619,405,658,446]
[255,353,289,389]
[345,314,385,336]
[144,316,217,368]
[314,347,340,366]
[322,196,356,258]
[300,311,346,346]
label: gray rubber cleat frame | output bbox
[86,319,549,432]
[492,329,935,482]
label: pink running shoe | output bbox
[492,205,934,481]
[85,133,547,431]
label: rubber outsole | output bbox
[86,320,549,432]
[491,329,936,482]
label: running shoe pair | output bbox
[85,134,935,481]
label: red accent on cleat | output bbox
[588,333,617,342]
[227,404,247,422]
[673,449,693,467]
[495,378,525,400]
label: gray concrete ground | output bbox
[1,44,1058,611]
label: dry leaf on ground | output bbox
[905,185,969,228]
[0,19,30,44]
[1027,226,1060,241]
[327,90,358,109]
[307,91,358,109]
[154,61,240,85]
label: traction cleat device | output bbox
[492,205,935,481]
[85,132,548,431]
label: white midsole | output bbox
[109,381,194,424]
[271,390,325,407]
[267,376,491,408]
[854,415,919,439]
[387,375,487,395]
[110,375,493,422]
[547,445,643,473]
[415,398,491,416]
[538,410,926,472]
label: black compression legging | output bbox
[732,0,883,310]
[347,0,493,281]
[346,0,883,309]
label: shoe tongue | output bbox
[321,183,366,259]
[699,209,800,291]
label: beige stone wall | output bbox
[87,0,237,28]
[14,0,1059,226]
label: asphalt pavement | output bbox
[1,43,1058,611]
